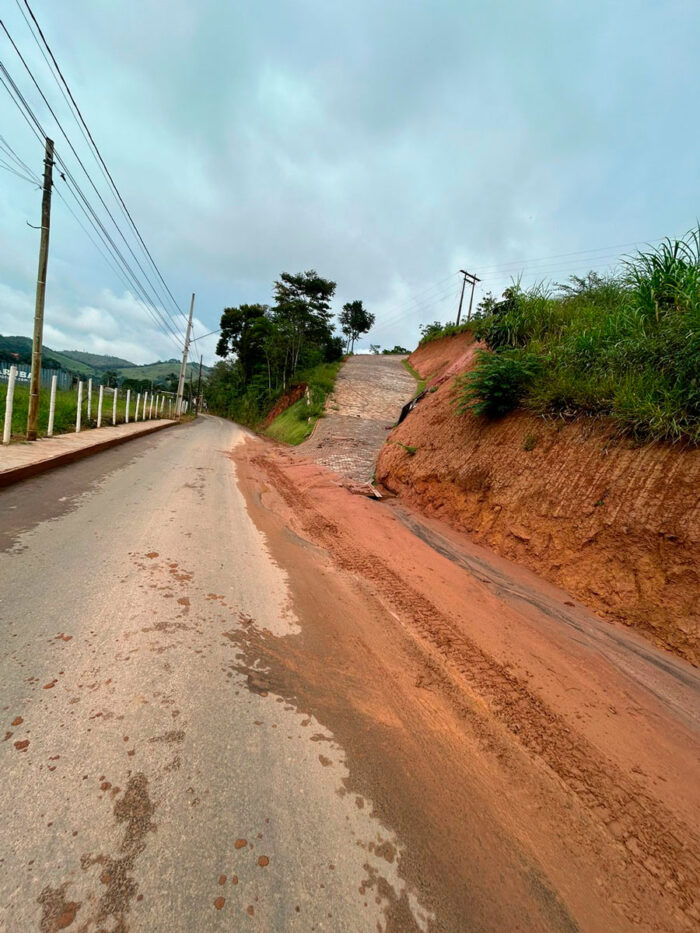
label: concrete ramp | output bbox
[301,355,417,482]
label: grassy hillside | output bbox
[1,335,208,386]
[265,361,341,444]
[61,349,135,370]
[117,360,206,381]
[0,335,94,375]
[437,231,699,444]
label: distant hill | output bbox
[0,335,94,375]
[117,360,210,382]
[1,334,210,385]
[61,349,135,370]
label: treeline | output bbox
[205,270,374,424]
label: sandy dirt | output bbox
[375,334,700,664]
[233,434,700,932]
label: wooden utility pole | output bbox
[176,293,194,416]
[195,355,203,413]
[456,269,481,326]
[27,137,54,440]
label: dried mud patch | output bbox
[79,772,156,930]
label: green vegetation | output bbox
[401,358,426,394]
[0,382,161,439]
[455,231,700,444]
[62,350,134,370]
[339,300,375,353]
[418,320,476,345]
[396,442,418,456]
[265,361,341,445]
[0,335,93,375]
[117,360,203,383]
[205,269,371,435]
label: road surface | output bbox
[1,415,698,932]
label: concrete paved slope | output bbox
[301,354,416,482]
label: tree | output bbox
[216,304,269,383]
[339,300,375,353]
[273,270,336,385]
[102,369,119,387]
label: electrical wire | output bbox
[0,54,185,351]
[0,21,186,343]
[18,0,189,331]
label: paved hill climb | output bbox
[301,354,417,483]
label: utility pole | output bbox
[455,269,481,326]
[196,355,203,414]
[27,137,54,440]
[175,293,194,416]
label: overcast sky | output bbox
[1,0,698,364]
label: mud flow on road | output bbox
[0,415,698,932]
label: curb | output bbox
[0,420,178,489]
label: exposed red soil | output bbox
[233,435,700,931]
[262,383,306,426]
[376,334,700,664]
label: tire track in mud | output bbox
[253,453,700,928]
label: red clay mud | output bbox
[375,333,700,663]
[233,434,700,931]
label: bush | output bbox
[456,349,540,418]
[459,229,700,443]
[418,321,476,345]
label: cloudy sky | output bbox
[1,0,698,363]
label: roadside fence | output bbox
[1,366,180,446]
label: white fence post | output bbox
[76,381,83,432]
[97,384,104,428]
[87,377,92,421]
[149,394,154,419]
[125,389,131,423]
[2,364,17,445]
[112,388,118,425]
[135,393,141,421]
[47,373,57,437]
[143,391,148,420]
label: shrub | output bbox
[455,349,540,418]
[460,229,700,443]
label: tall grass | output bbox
[0,383,169,440]
[265,360,341,445]
[455,230,700,444]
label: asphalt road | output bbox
[2,415,698,933]
[0,417,429,932]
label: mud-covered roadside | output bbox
[375,334,700,665]
[233,434,700,932]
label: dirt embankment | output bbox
[262,383,307,426]
[375,334,700,664]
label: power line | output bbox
[473,236,666,275]
[0,155,36,183]
[18,0,189,331]
[0,54,185,351]
[0,131,37,178]
[0,21,186,343]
